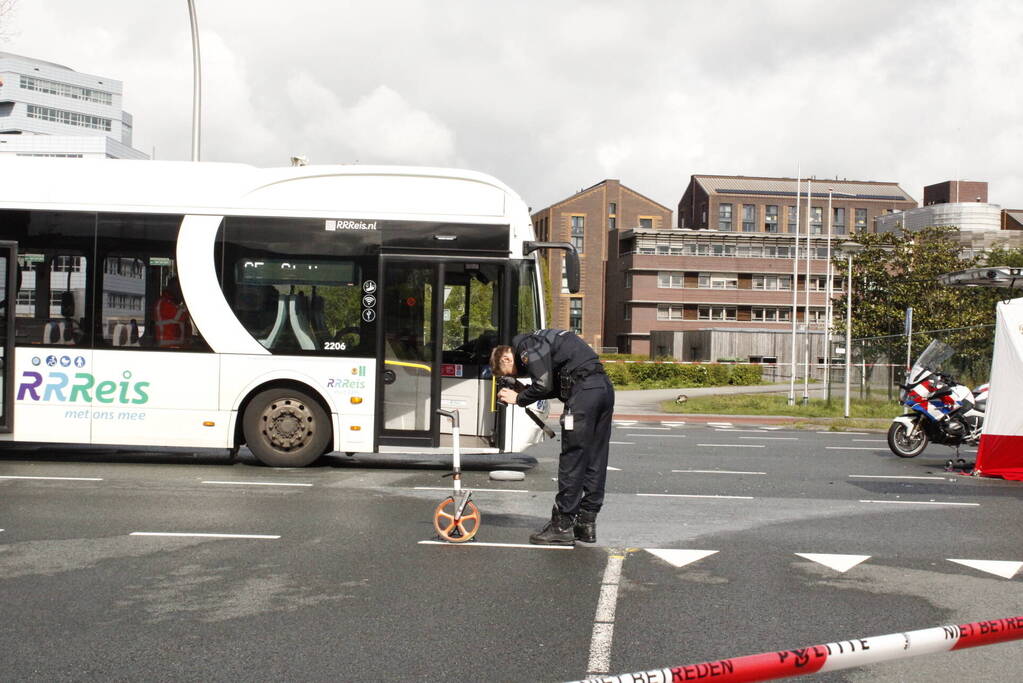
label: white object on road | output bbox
[490,470,525,482]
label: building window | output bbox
[718,204,733,231]
[607,217,616,230]
[807,307,826,325]
[810,207,823,234]
[751,307,792,322]
[854,208,867,233]
[656,304,684,320]
[623,303,630,321]
[570,215,585,253]
[808,275,830,291]
[624,272,632,288]
[742,204,756,232]
[26,104,112,132]
[764,205,779,233]
[20,75,113,105]
[639,217,654,229]
[833,207,846,235]
[752,274,793,291]
[657,272,685,288]
[787,206,798,233]
[698,272,738,289]
[569,299,583,334]
[608,202,617,215]
[698,306,736,321]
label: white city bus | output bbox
[0,158,579,466]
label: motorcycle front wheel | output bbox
[887,419,929,458]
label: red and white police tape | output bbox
[572,616,1023,683]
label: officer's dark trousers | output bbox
[556,373,615,515]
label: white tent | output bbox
[975,296,1023,479]
[940,267,1023,479]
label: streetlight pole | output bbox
[840,241,865,418]
[186,0,202,162]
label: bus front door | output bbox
[0,241,14,432]
[377,259,504,450]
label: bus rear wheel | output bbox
[243,388,330,467]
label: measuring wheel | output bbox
[433,496,481,543]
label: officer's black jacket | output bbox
[511,329,600,407]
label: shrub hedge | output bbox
[600,361,764,388]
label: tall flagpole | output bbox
[187,0,202,161]
[802,178,812,405]
[788,170,801,405]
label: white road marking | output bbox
[417,540,573,550]
[707,422,733,427]
[795,553,871,573]
[607,466,622,471]
[817,431,867,435]
[660,421,686,426]
[826,446,885,451]
[609,441,635,445]
[859,499,979,507]
[638,493,754,500]
[414,486,530,493]
[613,421,637,426]
[130,532,280,539]
[630,434,687,438]
[739,436,798,440]
[586,551,625,676]
[762,426,784,431]
[646,548,718,568]
[0,475,103,481]
[696,443,765,448]
[625,427,670,431]
[849,475,946,480]
[852,439,887,443]
[672,469,766,475]
[202,480,313,487]
[716,428,772,433]
[948,559,1023,579]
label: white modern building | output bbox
[875,202,1002,233]
[0,51,148,159]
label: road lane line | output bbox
[0,475,103,481]
[202,480,313,487]
[852,439,887,443]
[715,429,773,433]
[130,532,281,539]
[817,431,867,435]
[858,500,979,507]
[609,441,635,445]
[672,469,766,475]
[638,493,755,500]
[630,434,687,438]
[826,447,885,450]
[696,443,765,448]
[624,427,670,431]
[414,486,530,493]
[738,436,798,440]
[587,551,625,676]
[417,540,573,550]
[849,475,947,480]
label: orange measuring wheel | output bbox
[433,496,481,543]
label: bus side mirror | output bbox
[523,241,581,294]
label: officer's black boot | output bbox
[529,506,576,545]
[574,510,597,543]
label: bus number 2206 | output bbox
[324,341,347,351]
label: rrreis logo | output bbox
[325,219,377,231]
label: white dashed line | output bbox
[696,443,765,448]
[673,469,766,475]
[859,500,979,507]
[624,427,671,431]
[414,486,530,493]
[817,431,867,435]
[130,532,281,539]
[202,480,313,487]
[609,441,635,445]
[638,493,755,500]
[849,475,947,481]
[587,551,625,676]
[738,436,798,440]
[0,475,103,481]
[826,447,885,451]
[630,434,687,438]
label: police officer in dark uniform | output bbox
[491,329,615,545]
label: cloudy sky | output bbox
[3,0,1022,212]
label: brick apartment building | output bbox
[532,174,917,356]
[531,179,672,350]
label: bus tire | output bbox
[243,388,331,467]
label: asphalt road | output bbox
[2,423,1022,682]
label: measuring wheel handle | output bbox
[433,495,481,543]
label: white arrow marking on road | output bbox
[948,559,1023,579]
[795,553,871,573]
[646,548,718,568]
[607,466,622,471]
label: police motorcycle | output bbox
[887,340,988,458]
